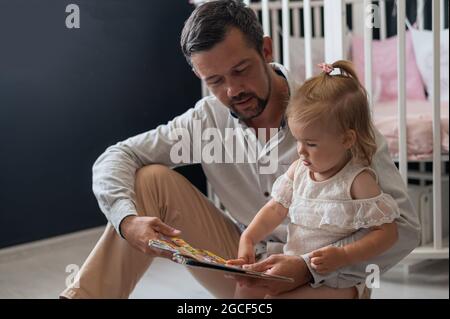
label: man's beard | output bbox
[229,67,272,121]
[229,93,268,120]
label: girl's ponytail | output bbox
[331,60,361,84]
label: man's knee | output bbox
[135,164,188,199]
[136,164,171,183]
[135,164,174,189]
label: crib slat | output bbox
[324,0,345,62]
[313,5,322,37]
[417,0,425,30]
[352,1,364,36]
[304,0,313,78]
[293,8,300,37]
[262,0,270,36]
[432,0,443,250]
[272,9,280,63]
[380,0,387,39]
[282,0,291,70]
[397,0,407,184]
[364,0,373,109]
[201,81,209,97]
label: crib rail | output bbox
[431,0,443,252]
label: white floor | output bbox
[0,226,448,299]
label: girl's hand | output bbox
[309,246,350,274]
[226,257,248,266]
[226,237,255,266]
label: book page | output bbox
[148,235,294,282]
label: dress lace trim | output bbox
[288,193,400,231]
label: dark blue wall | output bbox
[0,0,204,248]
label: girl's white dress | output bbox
[271,159,400,256]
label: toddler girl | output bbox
[228,60,400,299]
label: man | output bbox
[60,0,420,299]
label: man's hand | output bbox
[120,215,181,257]
[233,254,312,296]
[309,246,349,274]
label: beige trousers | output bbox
[60,164,241,299]
[60,164,365,299]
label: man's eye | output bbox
[306,143,317,147]
[209,79,222,86]
[235,67,247,74]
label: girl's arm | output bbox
[310,171,398,274]
[226,199,289,265]
[227,160,297,265]
[242,198,289,248]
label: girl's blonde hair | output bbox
[286,60,377,165]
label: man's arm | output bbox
[92,100,208,236]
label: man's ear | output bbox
[262,36,274,63]
[343,129,356,149]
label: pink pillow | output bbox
[352,32,426,102]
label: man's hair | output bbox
[181,0,264,65]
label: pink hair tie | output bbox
[318,63,334,74]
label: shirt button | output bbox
[264,191,270,197]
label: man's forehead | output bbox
[191,28,257,77]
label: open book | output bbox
[148,235,294,282]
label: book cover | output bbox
[148,235,294,282]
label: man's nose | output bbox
[227,82,244,100]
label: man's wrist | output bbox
[299,253,317,284]
[119,215,137,240]
[295,255,313,284]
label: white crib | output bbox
[193,0,449,263]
